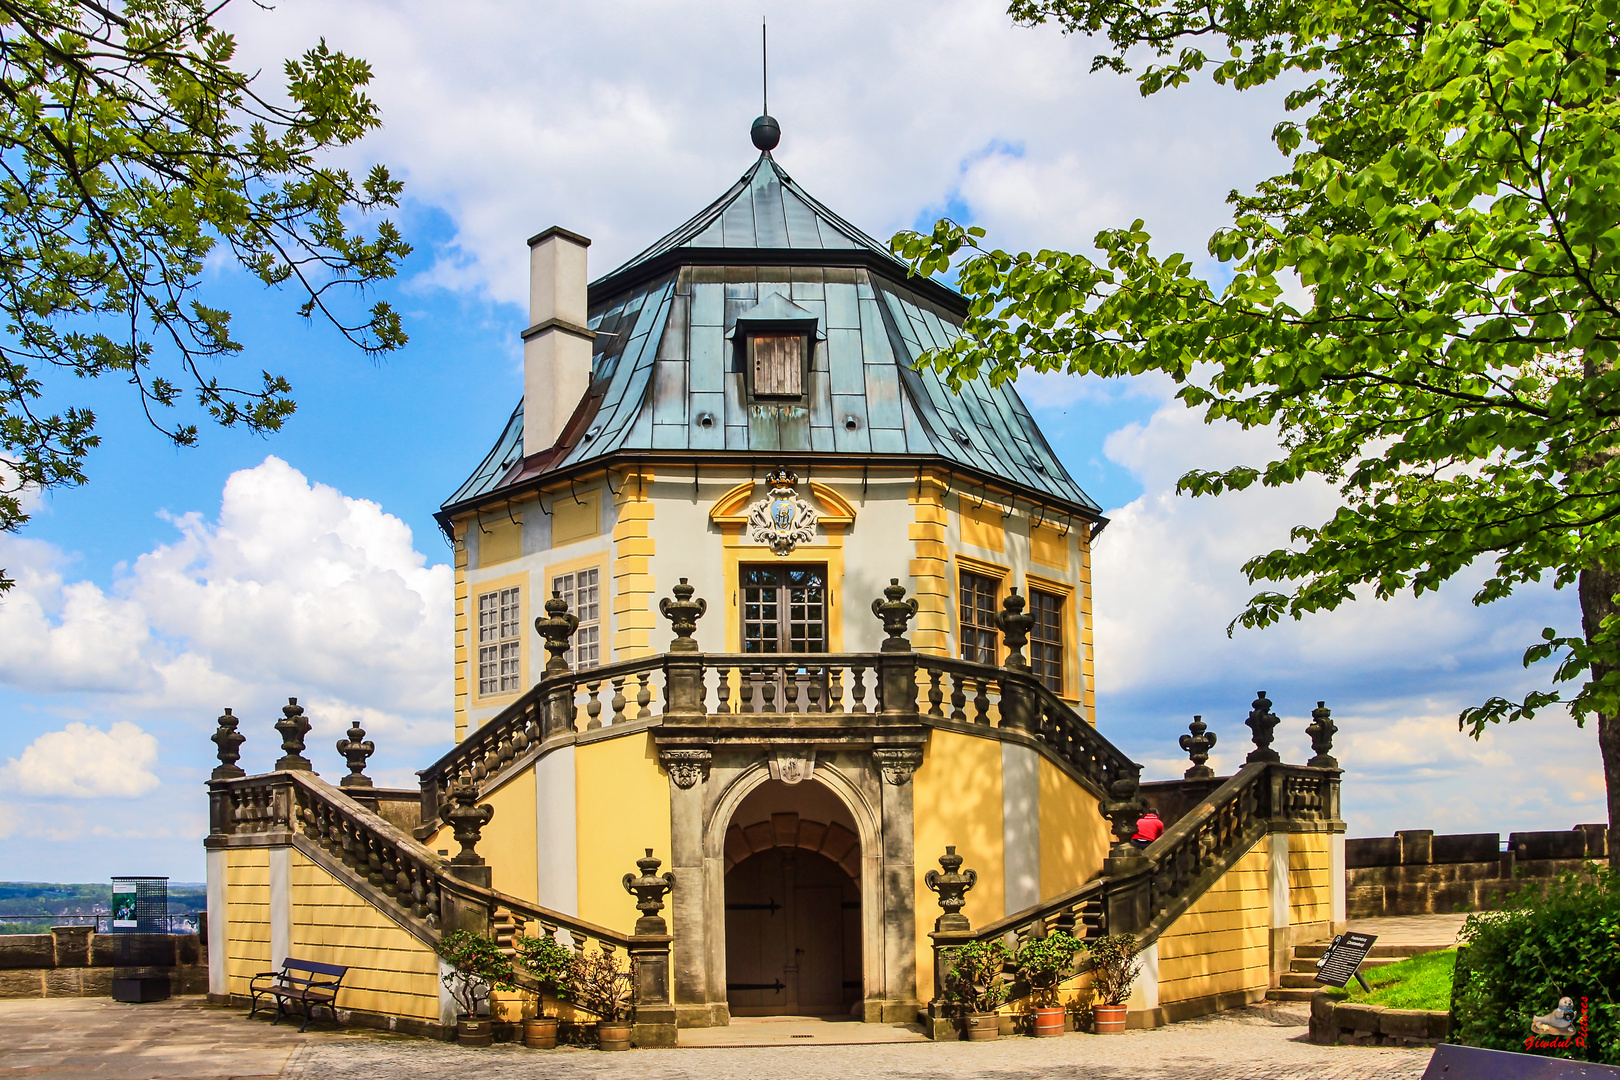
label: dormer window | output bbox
[750,332,806,399]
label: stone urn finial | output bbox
[924,846,978,931]
[1306,701,1339,769]
[871,578,918,652]
[210,708,245,780]
[274,697,313,772]
[659,578,707,652]
[534,591,579,676]
[1244,690,1281,764]
[995,588,1034,670]
[622,848,676,934]
[1179,715,1217,779]
[1101,761,1145,857]
[336,720,375,788]
[445,778,494,866]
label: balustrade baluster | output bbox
[973,678,991,724]
[541,917,559,943]
[410,865,429,920]
[761,676,777,713]
[569,929,587,953]
[828,668,845,713]
[716,667,732,713]
[367,835,386,888]
[636,672,652,719]
[949,673,967,722]
[785,670,801,713]
[807,671,823,712]
[610,677,628,725]
[586,680,603,730]
[926,668,944,718]
[850,665,868,714]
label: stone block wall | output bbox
[0,927,206,999]
[1346,825,1607,918]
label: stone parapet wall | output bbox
[0,927,205,999]
[1346,825,1607,918]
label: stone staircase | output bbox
[1270,940,1450,1002]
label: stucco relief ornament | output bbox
[872,746,923,786]
[660,748,711,789]
[769,747,816,785]
[747,467,817,556]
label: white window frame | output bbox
[477,585,524,695]
[551,567,601,671]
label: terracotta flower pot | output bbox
[1093,1004,1128,1034]
[522,1016,558,1049]
[1032,1006,1066,1037]
[597,1021,633,1051]
[456,1015,492,1047]
[962,1012,1001,1041]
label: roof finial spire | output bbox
[751,19,780,153]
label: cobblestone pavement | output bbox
[0,996,306,1080]
[283,1003,1433,1080]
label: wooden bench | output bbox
[249,958,348,1031]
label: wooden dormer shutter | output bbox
[751,333,803,398]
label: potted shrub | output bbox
[571,946,635,1050]
[1014,930,1083,1037]
[437,929,516,1047]
[946,938,1011,1041]
[1088,933,1142,1034]
[515,933,577,1048]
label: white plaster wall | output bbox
[644,476,730,653]
[1001,742,1041,913]
[534,746,579,916]
[206,847,227,997]
[837,477,916,653]
[268,847,291,970]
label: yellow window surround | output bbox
[1025,571,1080,705]
[470,569,529,707]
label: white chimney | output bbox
[522,226,593,454]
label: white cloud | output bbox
[1,721,160,798]
[0,457,453,753]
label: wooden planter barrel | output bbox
[1093,1005,1128,1034]
[1032,1007,1066,1037]
[963,1013,1001,1041]
[597,1021,632,1051]
[456,1016,492,1046]
[522,1016,558,1049]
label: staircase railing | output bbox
[207,767,677,1044]
[922,759,1341,1016]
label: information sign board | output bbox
[1314,932,1378,989]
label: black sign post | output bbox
[1314,932,1378,993]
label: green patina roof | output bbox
[442,152,1102,524]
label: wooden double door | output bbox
[741,563,827,654]
[724,847,861,1017]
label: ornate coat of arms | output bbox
[747,467,817,556]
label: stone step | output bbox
[1293,942,1450,960]
[1289,956,1398,973]
[1279,972,1327,989]
[1266,987,1320,1002]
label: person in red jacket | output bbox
[1131,808,1164,850]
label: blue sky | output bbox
[0,0,1600,884]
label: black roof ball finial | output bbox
[751,114,780,152]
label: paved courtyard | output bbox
[0,996,1433,1080]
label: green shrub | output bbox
[1013,930,1084,1007]
[1087,933,1142,1006]
[436,929,516,1019]
[515,933,577,1014]
[1451,867,1619,1065]
[945,938,1011,1013]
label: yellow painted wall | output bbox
[611,470,656,658]
[289,850,441,1022]
[575,732,671,931]
[1155,843,1270,1006]
[480,519,523,565]
[1037,757,1109,898]
[912,728,1006,997]
[453,537,469,742]
[1077,521,1096,725]
[1289,831,1333,926]
[909,473,950,656]
[479,769,538,904]
[224,848,270,999]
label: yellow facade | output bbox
[908,473,951,656]
[1154,843,1270,1007]
[224,848,270,999]
[1037,757,1110,898]
[453,539,470,742]
[912,728,1006,996]
[574,731,671,929]
[481,768,538,904]
[1289,830,1333,927]
[289,851,442,1022]
[611,470,657,657]
[1077,521,1095,725]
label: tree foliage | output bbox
[0,0,409,547]
[893,0,1620,832]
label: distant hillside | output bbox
[0,882,206,934]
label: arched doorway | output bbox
[722,780,862,1017]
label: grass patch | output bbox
[1322,949,1456,1010]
